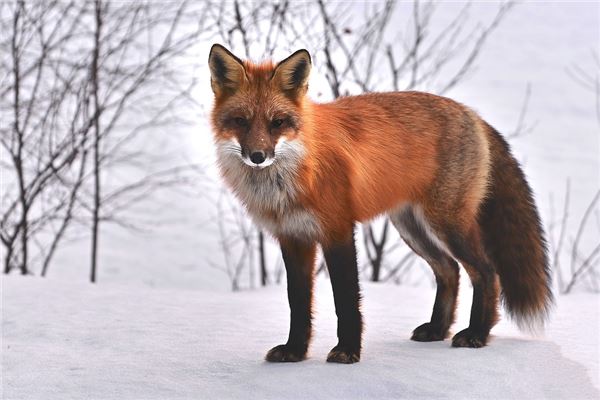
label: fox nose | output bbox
[250,151,266,164]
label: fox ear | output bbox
[272,49,311,95]
[208,44,246,97]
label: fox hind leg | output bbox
[444,225,499,348]
[389,207,459,342]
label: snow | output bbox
[3,275,599,399]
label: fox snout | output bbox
[243,147,274,168]
[239,130,274,168]
[249,150,267,164]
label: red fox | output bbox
[208,44,552,364]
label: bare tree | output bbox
[548,51,600,293]
[1,1,93,274]
[567,49,600,127]
[362,223,390,282]
[1,1,212,280]
[209,189,258,291]
[90,0,103,283]
[548,181,600,294]
[563,189,600,293]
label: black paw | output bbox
[265,344,306,362]
[326,345,360,364]
[411,322,448,342]
[451,328,488,348]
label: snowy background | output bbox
[2,1,599,399]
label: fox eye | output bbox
[233,117,247,127]
[271,118,284,128]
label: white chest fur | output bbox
[216,138,322,241]
[251,208,322,241]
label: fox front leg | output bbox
[322,228,363,363]
[265,238,316,362]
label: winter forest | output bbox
[2,1,599,399]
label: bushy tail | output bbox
[479,126,553,333]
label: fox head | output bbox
[208,44,311,169]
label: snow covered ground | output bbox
[3,275,598,399]
[2,2,599,400]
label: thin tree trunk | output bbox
[258,230,267,286]
[90,0,103,283]
[368,220,389,282]
[371,257,382,282]
[11,1,28,275]
[42,148,88,277]
[4,246,14,274]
